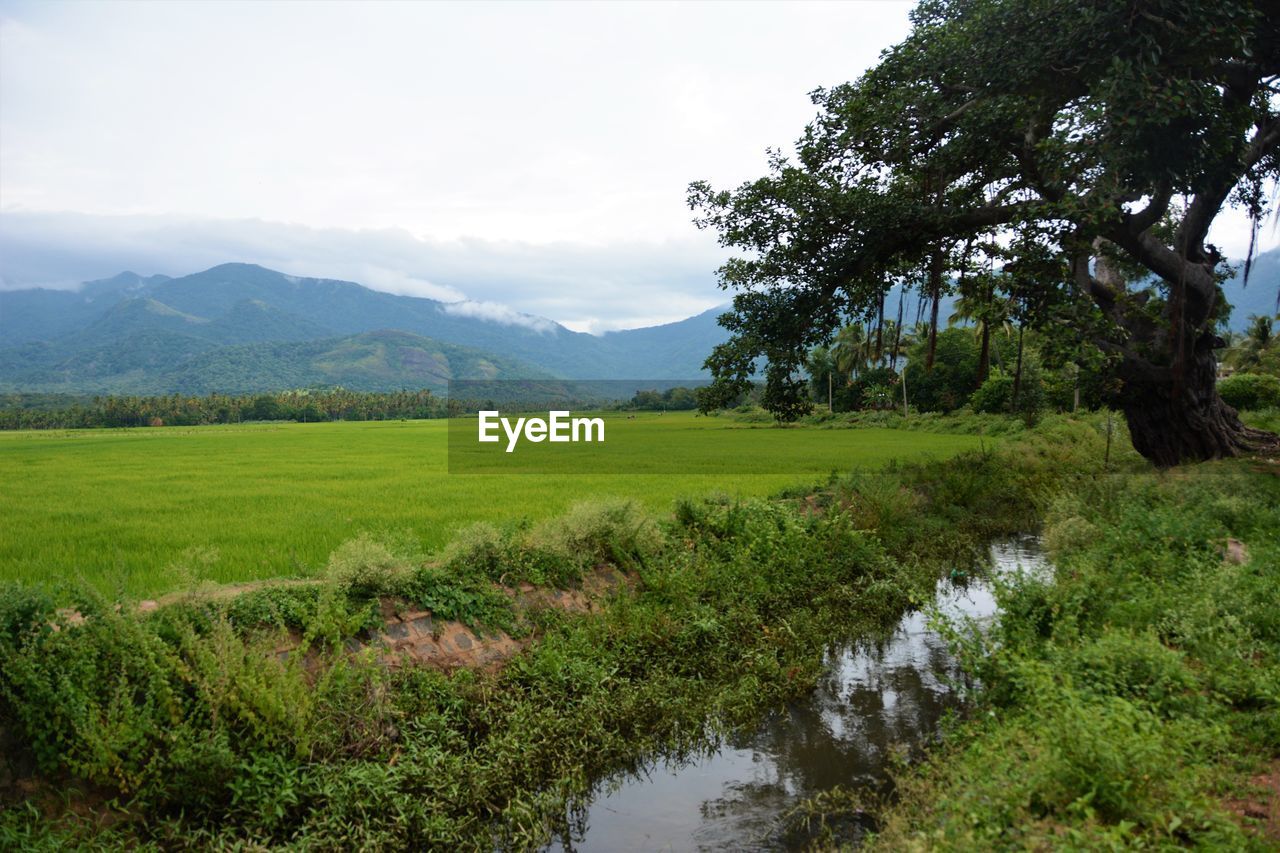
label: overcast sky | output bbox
[1,0,1275,332]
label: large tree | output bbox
[690,0,1280,466]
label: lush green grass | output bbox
[0,413,982,597]
[3,413,1275,849]
[863,456,1280,850]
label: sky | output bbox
[1,0,1276,333]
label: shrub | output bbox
[1217,372,1280,410]
[861,382,896,410]
[901,328,981,412]
[970,369,1046,418]
[836,366,899,412]
[439,522,519,581]
[528,499,660,575]
[969,373,1015,414]
[324,533,414,598]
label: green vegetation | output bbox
[1,328,548,397]
[866,450,1280,849]
[0,263,731,394]
[0,413,1276,849]
[0,388,448,430]
[0,413,1068,849]
[0,414,981,597]
[1219,372,1280,412]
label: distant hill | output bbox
[160,330,550,395]
[7,250,1267,397]
[0,272,172,344]
[0,263,728,393]
[0,262,737,391]
[599,307,726,378]
[1222,247,1280,330]
[0,327,549,396]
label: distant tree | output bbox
[902,327,981,412]
[1227,314,1277,371]
[247,396,283,421]
[830,323,869,382]
[948,270,1012,384]
[805,346,837,409]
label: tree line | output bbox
[0,389,449,430]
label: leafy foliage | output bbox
[1219,372,1280,410]
[871,458,1280,849]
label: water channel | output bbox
[547,535,1050,851]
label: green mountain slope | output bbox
[160,330,550,395]
[199,299,335,344]
[70,297,208,349]
[0,328,548,395]
[0,272,172,344]
[0,262,733,389]
[0,330,219,393]
[1222,248,1280,330]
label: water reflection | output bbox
[548,535,1049,852]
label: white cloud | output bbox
[328,266,465,303]
[0,1,916,246]
[441,300,557,333]
[0,210,729,332]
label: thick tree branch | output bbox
[1177,110,1280,254]
[1124,181,1173,234]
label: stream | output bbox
[546,535,1050,851]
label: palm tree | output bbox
[805,346,837,411]
[895,321,921,365]
[1226,314,1276,371]
[831,323,868,382]
[949,280,1012,383]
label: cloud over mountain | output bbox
[0,210,728,333]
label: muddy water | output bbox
[547,536,1049,852]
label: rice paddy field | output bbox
[0,412,983,597]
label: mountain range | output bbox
[0,249,1276,396]
[0,264,728,394]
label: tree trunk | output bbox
[1118,329,1273,467]
[1080,241,1279,466]
[892,288,905,369]
[925,248,943,370]
[864,318,873,372]
[875,294,885,363]
[977,323,990,384]
[1012,324,1024,410]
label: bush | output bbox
[1218,372,1280,410]
[970,369,1045,421]
[439,522,519,580]
[836,366,899,412]
[901,329,982,412]
[525,499,660,585]
[324,533,414,598]
[969,373,1015,414]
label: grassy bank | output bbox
[861,448,1280,847]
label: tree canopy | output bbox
[691,0,1280,465]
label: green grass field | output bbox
[0,413,983,597]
